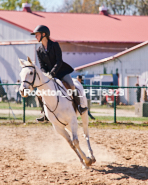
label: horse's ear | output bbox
[18,58,24,67]
[27,57,32,64]
[32,61,35,65]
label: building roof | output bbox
[0,40,38,46]
[75,40,148,70]
[0,10,148,43]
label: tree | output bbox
[82,0,99,13]
[58,0,148,15]
[58,0,99,13]
[99,0,137,15]
[71,0,82,13]
[57,0,73,13]
[0,0,18,10]
[0,0,44,11]
[136,0,148,15]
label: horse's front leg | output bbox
[72,135,93,167]
[70,119,93,167]
[54,125,87,168]
[81,111,96,164]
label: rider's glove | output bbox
[43,72,53,79]
[50,71,56,77]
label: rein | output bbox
[43,79,69,126]
[22,65,68,126]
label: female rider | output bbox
[31,25,87,121]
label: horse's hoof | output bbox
[85,157,93,167]
[91,157,96,164]
[82,164,89,170]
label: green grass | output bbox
[0,102,148,128]
[92,116,148,122]
[91,104,135,110]
[0,120,51,127]
[0,114,37,121]
[0,102,40,110]
[0,102,135,111]
[88,120,148,130]
[0,117,148,130]
[116,105,135,110]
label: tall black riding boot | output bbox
[36,115,48,122]
[73,90,88,115]
[36,96,48,122]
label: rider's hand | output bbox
[43,72,53,79]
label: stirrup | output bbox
[36,115,48,122]
[78,105,88,115]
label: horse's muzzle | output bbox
[19,88,29,98]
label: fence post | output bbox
[114,94,116,123]
[23,97,25,123]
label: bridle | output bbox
[22,65,50,88]
[21,65,73,126]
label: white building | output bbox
[75,41,148,105]
[1,4,148,84]
[1,4,148,101]
[0,41,40,83]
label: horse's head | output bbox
[19,57,39,97]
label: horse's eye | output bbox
[30,71,33,75]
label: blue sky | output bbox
[39,0,64,12]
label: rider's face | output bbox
[77,77,82,83]
[35,32,41,42]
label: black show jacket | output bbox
[37,39,74,79]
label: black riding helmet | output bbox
[31,25,50,41]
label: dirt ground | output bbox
[0,125,148,185]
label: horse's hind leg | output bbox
[54,126,86,168]
[81,111,96,164]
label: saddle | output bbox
[54,78,71,90]
[62,80,72,90]
[55,79,77,112]
[38,78,78,113]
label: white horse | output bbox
[19,57,96,168]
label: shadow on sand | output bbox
[92,163,148,180]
